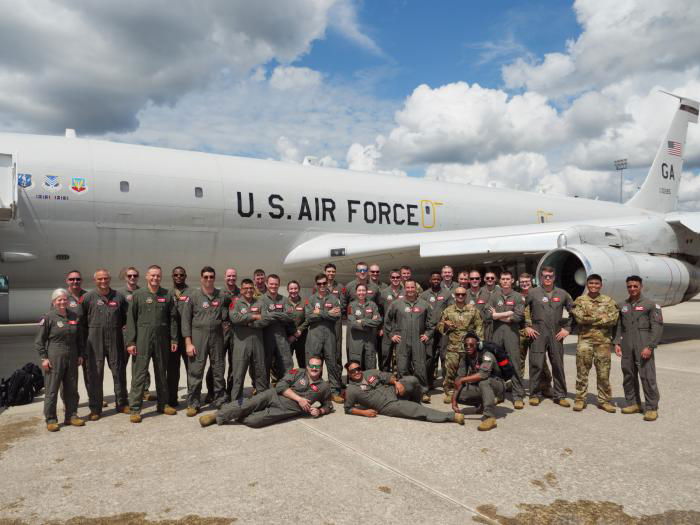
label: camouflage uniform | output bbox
[571,293,619,404]
[437,303,483,395]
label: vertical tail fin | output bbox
[626,93,698,213]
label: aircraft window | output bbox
[195,187,203,198]
[120,181,130,192]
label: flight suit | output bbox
[421,287,449,386]
[35,310,85,424]
[441,281,458,296]
[122,286,151,396]
[228,297,269,400]
[209,285,239,398]
[346,299,382,369]
[471,287,497,342]
[285,296,308,367]
[386,297,434,394]
[169,285,190,406]
[526,287,574,401]
[571,293,619,404]
[343,279,381,362]
[260,292,294,381]
[216,368,332,427]
[313,281,344,370]
[485,290,525,401]
[181,287,227,409]
[437,303,483,394]
[66,290,89,403]
[455,350,505,419]
[82,289,129,414]
[344,370,455,423]
[614,295,662,410]
[377,285,404,372]
[305,293,342,394]
[519,300,552,394]
[125,287,178,413]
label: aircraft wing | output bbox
[666,211,700,233]
[283,222,568,269]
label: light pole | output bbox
[614,158,627,203]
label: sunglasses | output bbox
[173,273,186,278]
[390,276,401,279]
[542,275,555,280]
[347,367,361,373]
[67,277,81,282]
[316,281,327,286]
[455,293,466,296]
[369,270,380,273]
[470,277,481,281]
[485,277,496,281]
[356,268,368,273]
[307,364,322,369]
[126,274,139,278]
[202,276,215,280]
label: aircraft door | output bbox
[0,154,17,221]
[0,275,8,323]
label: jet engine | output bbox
[537,244,700,306]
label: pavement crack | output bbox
[298,421,497,524]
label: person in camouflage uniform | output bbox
[571,273,619,413]
[437,287,483,403]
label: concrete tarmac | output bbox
[1,300,699,524]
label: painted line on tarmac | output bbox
[299,421,496,524]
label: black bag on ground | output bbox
[479,342,515,380]
[0,362,44,407]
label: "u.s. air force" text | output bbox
[236,192,420,226]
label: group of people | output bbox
[34,261,662,433]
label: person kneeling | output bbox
[452,332,505,431]
[344,360,463,425]
[200,356,332,428]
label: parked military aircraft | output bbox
[0,93,698,322]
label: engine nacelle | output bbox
[538,245,700,306]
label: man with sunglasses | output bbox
[82,269,129,419]
[369,264,387,290]
[228,278,269,401]
[377,269,405,372]
[200,356,332,428]
[385,280,433,402]
[169,266,190,407]
[452,332,505,431]
[343,262,381,312]
[614,276,662,421]
[305,273,343,403]
[65,270,89,401]
[524,266,574,408]
[181,266,228,416]
[485,271,526,409]
[480,271,499,341]
[438,286,483,403]
[344,361,464,425]
[121,267,152,400]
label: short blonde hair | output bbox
[51,288,68,304]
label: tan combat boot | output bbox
[443,393,452,404]
[598,403,617,413]
[331,393,344,404]
[116,405,131,415]
[88,412,100,421]
[529,396,540,406]
[513,399,524,410]
[643,410,658,421]
[47,423,60,432]
[453,413,465,425]
[130,413,142,423]
[421,393,431,403]
[478,417,497,431]
[199,414,217,427]
[143,391,155,401]
[554,398,571,408]
[185,406,198,417]
[572,400,586,411]
[621,404,642,414]
[161,405,177,415]
[66,417,85,427]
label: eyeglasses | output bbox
[126,274,139,279]
[67,277,81,282]
[347,367,361,373]
[202,276,215,280]
[307,364,322,369]
[356,268,368,273]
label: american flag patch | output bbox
[668,141,682,156]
